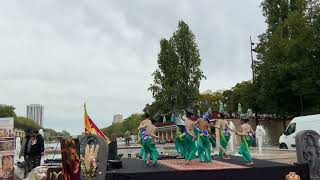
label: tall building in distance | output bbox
[26,104,44,127]
[112,114,123,124]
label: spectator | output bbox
[124,130,131,146]
[28,129,45,172]
[19,129,32,178]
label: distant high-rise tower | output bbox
[112,114,123,124]
[26,104,44,127]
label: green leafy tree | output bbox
[222,81,257,113]
[195,92,223,114]
[102,113,144,137]
[255,0,320,120]
[148,20,205,116]
[0,105,16,118]
[15,116,41,130]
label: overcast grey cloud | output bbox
[0,0,266,135]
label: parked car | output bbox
[279,114,320,149]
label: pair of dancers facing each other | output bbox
[176,112,255,165]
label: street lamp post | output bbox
[250,36,255,80]
[250,36,259,125]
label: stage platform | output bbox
[106,156,310,180]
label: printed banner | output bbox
[0,117,14,180]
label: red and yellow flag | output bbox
[84,103,110,144]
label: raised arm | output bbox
[193,118,200,126]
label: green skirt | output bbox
[218,132,230,158]
[138,146,145,159]
[175,133,185,157]
[194,128,200,157]
[183,133,197,161]
[138,132,145,159]
[209,136,216,149]
[197,135,212,162]
[143,137,159,165]
[239,136,254,162]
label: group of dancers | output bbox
[137,111,255,167]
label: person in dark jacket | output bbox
[19,129,32,178]
[28,129,44,171]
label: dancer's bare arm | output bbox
[148,125,159,139]
[236,126,247,136]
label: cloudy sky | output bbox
[0,0,266,135]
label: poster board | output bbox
[0,117,14,180]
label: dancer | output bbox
[138,112,152,158]
[193,116,212,163]
[182,111,197,165]
[138,114,159,166]
[137,130,145,159]
[235,118,255,165]
[215,114,231,159]
[175,125,187,158]
[205,112,217,150]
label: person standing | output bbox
[182,111,197,165]
[227,119,237,153]
[235,118,255,165]
[138,114,159,166]
[29,129,44,171]
[19,129,32,178]
[193,117,212,163]
[137,114,152,160]
[124,130,131,146]
[175,125,187,158]
[216,114,231,159]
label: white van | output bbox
[279,114,320,149]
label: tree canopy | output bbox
[101,113,144,137]
[146,20,205,117]
[254,0,320,116]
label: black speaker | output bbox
[107,160,122,170]
[108,140,118,160]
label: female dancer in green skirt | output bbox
[215,114,231,159]
[137,130,145,159]
[235,118,255,165]
[177,111,197,165]
[138,114,159,166]
[175,126,187,157]
[193,116,212,163]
